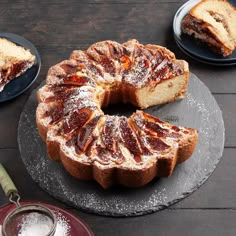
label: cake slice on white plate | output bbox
[0,38,36,91]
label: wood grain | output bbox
[76,208,236,236]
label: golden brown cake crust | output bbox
[36,39,198,188]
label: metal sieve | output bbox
[0,163,57,236]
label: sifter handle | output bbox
[0,163,18,197]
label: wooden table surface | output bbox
[0,1,236,235]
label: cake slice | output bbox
[120,40,189,108]
[57,111,198,188]
[181,0,236,56]
[0,38,36,91]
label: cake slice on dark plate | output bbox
[181,0,236,56]
[0,38,36,91]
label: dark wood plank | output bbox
[0,3,177,45]
[0,0,187,4]
[75,209,236,236]
[0,95,29,149]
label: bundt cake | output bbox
[36,39,198,188]
[181,0,236,56]
[0,38,36,91]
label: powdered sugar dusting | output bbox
[63,95,97,115]
[123,56,151,88]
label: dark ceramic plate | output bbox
[176,41,236,66]
[173,0,236,63]
[0,33,41,102]
[0,201,94,236]
[18,73,225,217]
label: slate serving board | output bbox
[18,73,225,217]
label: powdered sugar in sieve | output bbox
[17,210,70,236]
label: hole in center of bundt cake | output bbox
[102,102,137,117]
